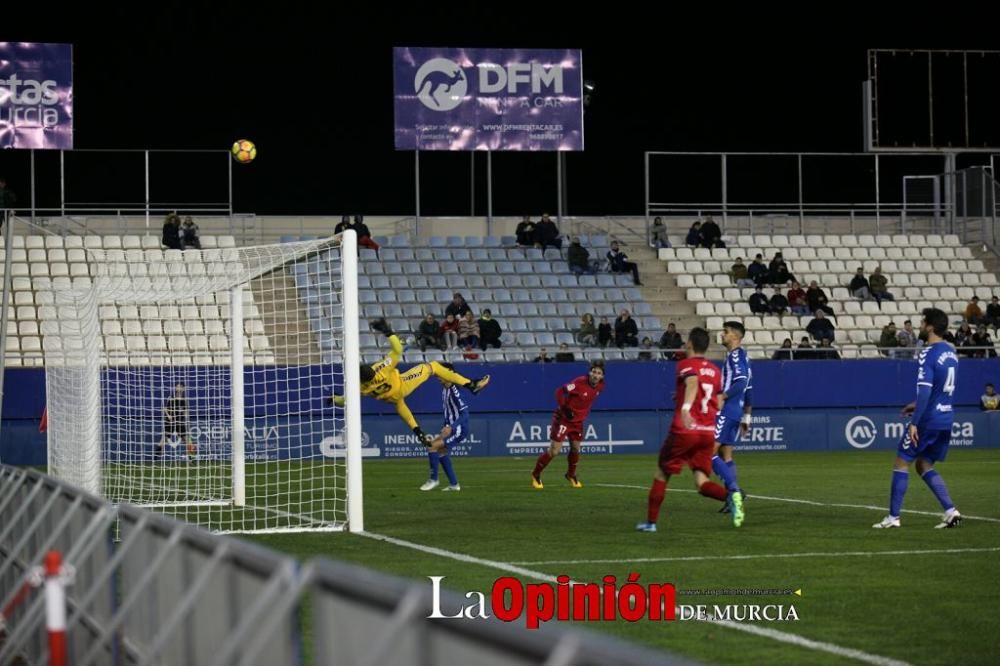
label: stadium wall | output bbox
[4,361,1000,465]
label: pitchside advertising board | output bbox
[0,42,73,149]
[393,47,584,151]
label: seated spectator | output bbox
[965,296,984,325]
[772,338,794,360]
[533,213,562,250]
[614,309,639,348]
[806,310,835,343]
[730,257,755,287]
[638,336,655,361]
[850,267,873,301]
[896,319,920,358]
[795,336,815,360]
[597,316,613,348]
[457,311,480,349]
[439,313,460,350]
[749,286,771,314]
[533,348,553,363]
[816,338,841,360]
[576,313,597,346]
[555,343,576,362]
[567,237,594,275]
[607,241,642,285]
[986,296,1000,330]
[972,324,996,358]
[515,215,536,247]
[334,214,351,234]
[747,254,769,286]
[769,287,789,315]
[417,314,442,351]
[658,323,684,355]
[879,323,900,357]
[768,252,795,285]
[352,215,381,254]
[806,281,834,315]
[162,213,182,250]
[981,383,1000,411]
[787,281,809,315]
[478,309,502,350]
[445,293,471,319]
[685,221,702,247]
[699,215,724,248]
[181,216,201,250]
[650,216,670,249]
[955,323,976,358]
[869,266,894,302]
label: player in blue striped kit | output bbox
[713,321,751,527]
[420,364,471,492]
[874,308,962,529]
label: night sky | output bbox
[2,6,998,216]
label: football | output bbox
[231,139,257,164]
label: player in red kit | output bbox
[531,360,606,489]
[637,327,732,532]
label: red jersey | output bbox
[670,357,721,434]
[554,375,605,423]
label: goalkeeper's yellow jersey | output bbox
[360,334,404,402]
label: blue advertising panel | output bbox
[0,42,73,149]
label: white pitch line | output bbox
[513,546,1000,566]
[594,483,1000,524]
[360,531,912,666]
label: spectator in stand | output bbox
[869,266,894,302]
[850,267,873,301]
[638,337,656,361]
[769,286,789,316]
[0,176,17,219]
[417,314,442,351]
[457,311,480,349]
[650,216,670,249]
[614,309,639,348]
[806,280,835,315]
[685,221,702,247]
[607,241,642,285]
[772,338,794,360]
[444,293,471,319]
[986,296,1000,330]
[955,322,975,357]
[806,309,835,344]
[730,257,755,287]
[768,252,795,285]
[981,383,1000,411]
[879,323,901,357]
[787,281,809,316]
[162,213,182,250]
[749,286,771,314]
[816,338,841,360]
[352,215,381,254]
[896,319,920,358]
[555,343,576,362]
[972,324,996,358]
[699,215,724,248]
[567,237,594,275]
[181,216,201,250]
[334,215,351,234]
[796,336,815,360]
[576,313,598,346]
[658,322,684,357]
[597,316,613,348]
[515,215,536,247]
[533,348,553,363]
[965,296,984,325]
[747,254,769,286]
[533,213,562,250]
[439,313,460,350]
[478,309,502,350]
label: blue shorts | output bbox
[897,425,951,463]
[442,420,469,447]
[714,413,741,446]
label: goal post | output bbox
[41,230,363,534]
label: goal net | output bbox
[41,231,362,533]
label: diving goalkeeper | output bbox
[330,318,490,444]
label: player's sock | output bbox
[647,478,667,523]
[712,456,740,492]
[698,481,727,501]
[427,451,440,481]
[533,452,552,478]
[429,361,473,387]
[920,469,955,512]
[440,454,458,486]
[567,450,580,478]
[889,468,908,518]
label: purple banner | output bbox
[0,42,73,150]
[393,47,583,151]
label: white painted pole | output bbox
[341,230,364,532]
[230,286,246,507]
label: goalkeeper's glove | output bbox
[560,405,575,420]
[370,318,394,336]
[329,394,345,407]
[412,426,433,447]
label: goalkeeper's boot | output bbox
[466,375,491,395]
[635,522,657,533]
[531,473,544,490]
[369,318,393,336]
[934,509,962,529]
[872,515,901,529]
[420,478,439,491]
[730,491,745,528]
[564,473,583,489]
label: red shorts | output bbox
[550,415,584,442]
[658,431,714,476]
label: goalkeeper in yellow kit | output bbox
[330,318,490,444]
